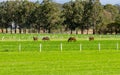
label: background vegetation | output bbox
[0,0,120,34]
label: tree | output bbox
[103,4,119,34]
[40,0,62,33]
[104,4,119,21]
[0,2,6,33]
[97,10,113,34]
[15,1,36,33]
[88,0,103,34]
[28,1,41,33]
[63,0,84,34]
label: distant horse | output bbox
[42,37,50,41]
[89,37,94,41]
[33,36,38,41]
[68,37,76,42]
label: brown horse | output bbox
[42,37,50,41]
[33,36,38,41]
[89,37,94,41]
[68,37,76,42]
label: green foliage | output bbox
[40,0,62,33]
[63,0,84,34]
[0,0,120,34]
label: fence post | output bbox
[117,43,119,50]
[2,36,4,41]
[80,44,82,52]
[60,43,62,52]
[19,44,21,52]
[40,44,42,52]
[98,43,101,51]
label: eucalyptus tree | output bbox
[0,1,6,33]
[96,10,113,34]
[88,0,103,34]
[114,14,120,34]
[28,1,41,33]
[63,0,84,34]
[81,0,93,34]
[40,0,62,33]
[7,1,20,34]
[15,0,36,33]
[0,1,17,33]
[104,4,119,34]
[104,4,119,21]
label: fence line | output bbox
[98,43,101,51]
[19,44,21,52]
[0,43,119,52]
[40,44,42,52]
[117,43,119,50]
[60,43,62,52]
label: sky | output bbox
[0,0,120,5]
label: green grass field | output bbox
[0,34,120,75]
[0,33,120,41]
[0,51,120,75]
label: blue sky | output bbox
[0,0,120,5]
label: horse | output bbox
[42,37,50,41]
[68,37,76,42]
[89,37,94,41]
[33,36,38,41]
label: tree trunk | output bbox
[93,22,96,35]
[19,28,22,34]
[81,25,84,34]
[15,25,17,34]
[70,29,72,34]
[111,29,112,34]
[23,28,26,34]
[43,29,46,33]
[28,28,31,33]
[115,29,117,34]
[38,26,40,33]
[93,28,95,34]
[48,28,51,33]
[1,28,4,33]
[81,29,83,34]
[10,26,12,34]
[87,28,89,34]
[76,30,78,34]
[5,27,8,33]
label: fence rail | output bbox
[0,43,119,52]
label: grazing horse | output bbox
[68,37,76,42]
[42,37,50,41]
[33,36,38,41]
[89,37,94,41]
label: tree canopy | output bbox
[0,0,120,34]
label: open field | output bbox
[0,34,120,75]
[0,33,120,41]
[0,34,120,52]
[0,51,120,75]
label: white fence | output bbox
[0,43,119,52]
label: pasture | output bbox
[0,51,120,75]
[0,34,120,75]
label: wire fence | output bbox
[0,43,119,52]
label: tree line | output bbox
[0,0,120,34]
